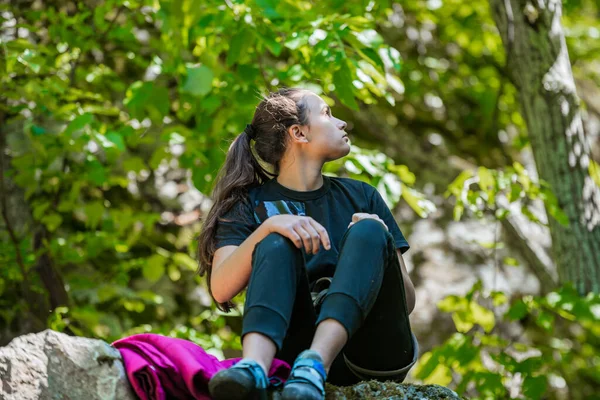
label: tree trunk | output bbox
[489,0,600,293]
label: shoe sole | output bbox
[282,383,324,400]
[208,374,265,400]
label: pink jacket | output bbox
[112,333,291,400]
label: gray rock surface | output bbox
[0,329,136,400]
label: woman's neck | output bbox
[276,156,324,192]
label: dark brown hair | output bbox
[197,87,312,311]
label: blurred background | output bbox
[1,0,599,398]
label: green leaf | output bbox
[536,310,554,332]
[413,351,439,380]
[182,66,214,97]
[227,29,254,66]
[31,125,47,136]
[105,132,126,151]
[84,201,105,229]
[382,46,402,73]
[173,253,198,271]
[437,295,463,312]
[284,33,309,50]
[521,205,540,223]
[540,186,569,226]
[353,29,384,47]
[41,213,62,232]
[452,310,474,333]
[261,34,282,56]
[522,375,548,399]
[477,167,494,191]
[388,164,415,185]
[17,48,41,73]
[333,60,359,110]
[168,264,181,281]
[453,202,464,221]
[33,202,51,220]
[477,241,504,249]
[491,291,508,306]
[150,86,170,119]
[470,302,495,333]
[590,160,600,188]
[495,208,510,220]
[503,257,519,266]
[124,81,151,119]
[86,159,106,186]
[445,170,473,198]
[402,186,436,218]
[64,113,93,136]
[507,299,528,320]
[123,157,146,173]
[475,372,506,397]
[143,254,166,283]
[255,0,281,19]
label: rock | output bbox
[0,329,461,400]
[0,329,136,400]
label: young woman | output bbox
[197,87,418,400]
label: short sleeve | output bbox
[214,197,257,249]
[365,183,410,254]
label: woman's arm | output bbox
[211,215,330,303]
[211,222,273,303]
[396,249,416,315]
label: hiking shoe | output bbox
[208,358,268,400]
[281,350,327,400]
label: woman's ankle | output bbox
[242,332,277,376]
[309,319,348,372]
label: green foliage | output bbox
[324,145,436,217]
[414,281,600,399]
[1,1,599,400]
[445,162,569,227]
[0,0,417,350]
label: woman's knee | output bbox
[255,232,301,256]
[346,218,389,245]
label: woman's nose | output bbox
[337,119,347,131]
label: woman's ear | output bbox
[287,124,309,143]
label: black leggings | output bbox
[242,218,418,386]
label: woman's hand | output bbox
[264,215,331,254]
[347,213,388,231]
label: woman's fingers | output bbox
[349,213,388,231]
[293,224,314,253]
[292,218,331,254]
[308,219,331,251]
[267,215,332,251]
[302,221,321,254]
[285,229,303,249]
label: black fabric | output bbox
[215,175,410,282]
[241,220,416,386]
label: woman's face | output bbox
[302,93,350,161]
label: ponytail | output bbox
[197,129,274,311]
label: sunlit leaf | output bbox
[182,66,214,97]
[143,254,166,283]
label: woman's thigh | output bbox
[327,236,418,386]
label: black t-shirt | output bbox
[214,175,410,282]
